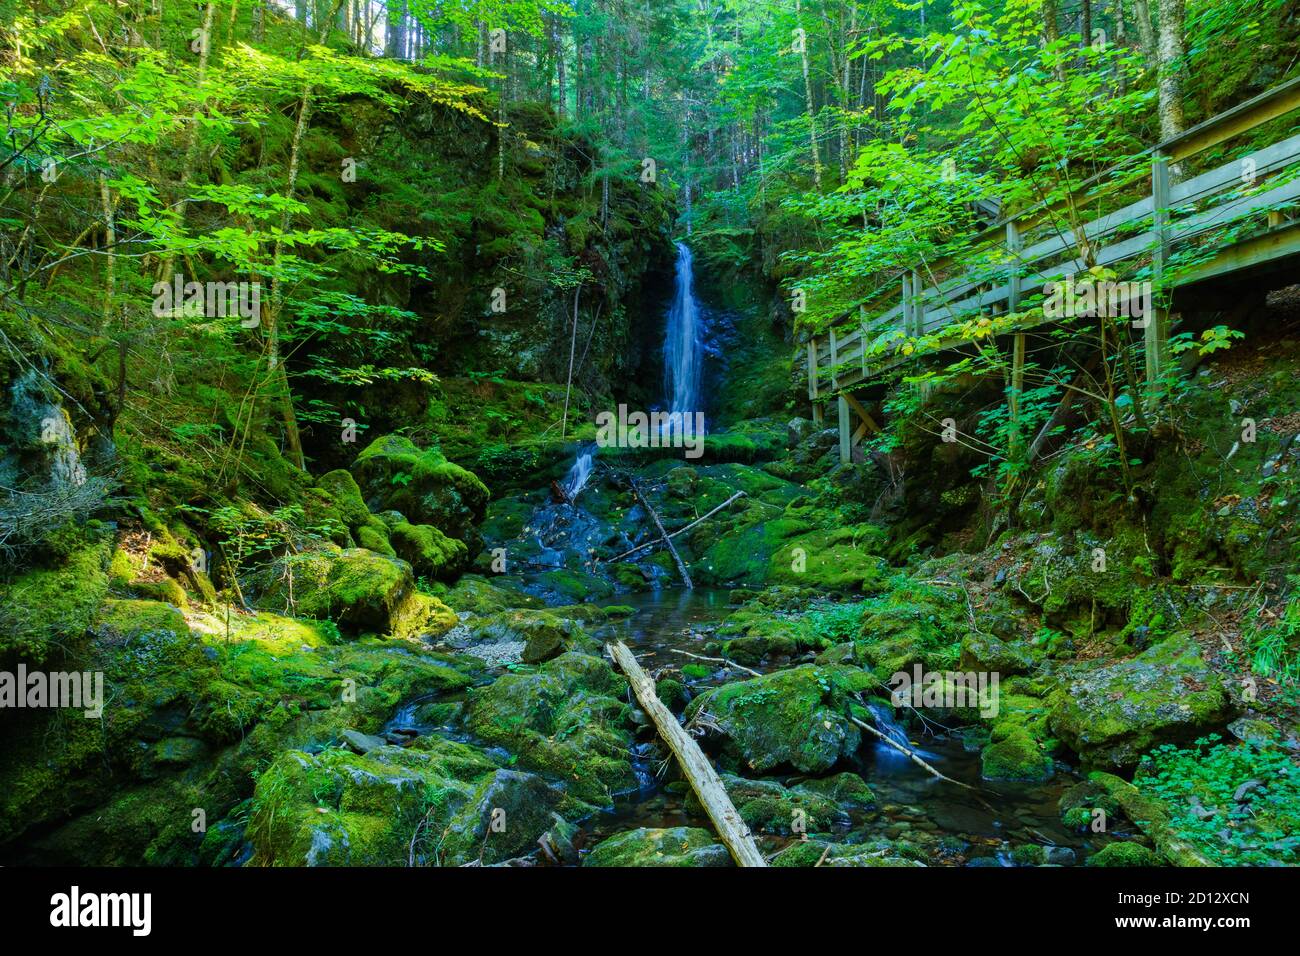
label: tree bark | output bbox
[1155,0,1187,142]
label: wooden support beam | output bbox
[838,395,851,464]
[829,328,840,390]
[1006,220,1022,313]
[844,392,881,434]
[606,641,767,868]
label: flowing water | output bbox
[663,242,704,419]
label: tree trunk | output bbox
[1155,0,1187,142]
[796,0,822,191]
[1132,0,1156,62]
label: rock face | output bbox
[350,435,489,544]
[685,664,876,773]
[464,652,636,805]
[584,827,733,867]
[1049,635,1233,767]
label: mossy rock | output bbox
[248,738,503,866]
[439,769,563,865]
[583,827,733,867]
[980,727,1054,782]
[960,633,1036,677]
[434,574,544,614]
[254,547,452,639]
[1085,842,1164,867]
[389,521,468,581]
[1,536,110,665]
[314,469,372,529]
[691,773,845,836]
[464,652,636,806]
[685,664,876,774]
[1048,634,1233,768]
[351,434,489,543]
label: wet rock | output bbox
[583,827,733,867]
[981,727,1054,782]
[1049,635,1233,768]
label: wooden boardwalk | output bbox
[805,77,1300,464]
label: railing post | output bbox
[808,336,823,425]
[901,274,913,337]
[1006,220,1022,314]
[911,269,923,335]
[829,328,839,390]
[1145,153,1172,406]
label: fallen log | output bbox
[606,640,766,867]
[605,490,747,564]
[630,478,692,589]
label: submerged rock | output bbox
[583,827,733,867]
[1048,634,1233,768]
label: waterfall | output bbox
[663,241,703,418]
[562,442,596,500]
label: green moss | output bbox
[685,664,876,773]
[390,521,468,580]
[0,536,111,665]
[583,827,732,867]
[981,727,1054,782]
[351,434,490,542]
[464,652,635,807]
[1086,842,1164,867]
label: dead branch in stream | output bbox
[670,648,763,678]
[629,477,692,588]
[604,490,747,563]
[847,714,974,790]
[607,640,766,866]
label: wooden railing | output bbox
[805,76,1300,461]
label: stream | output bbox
[576,588,1117,866]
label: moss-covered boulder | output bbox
[960,633,1036,677]
[464,652,636,806]
[389,521,468,581]
[853,582,965,677]
[0,537,110,665]
[981,727,1054,782]
[685,664,876,773]
[457,608,596,664]
[583,827,733,867]
[1048,635,1233,767]
[255,547,454,639]
[351,435,489,543]
[691,774,845,836]
[248,738,508,866]
[1085,842,1164,867]
[439,768,563,865]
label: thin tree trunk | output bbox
[796,0,823,191]
[1155,0,1187,142]
[1132,0,1156,63]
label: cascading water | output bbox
[663,241,704,419]
[562,442,596,500]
